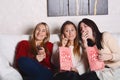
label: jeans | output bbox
[17,57,53,80]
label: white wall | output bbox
[0,0,120,35]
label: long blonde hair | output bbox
[30,22,50,55]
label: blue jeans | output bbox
[17,57,53,80]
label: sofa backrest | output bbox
[0,34,60,65]
[112,33,120,45]
[0,33,120,66]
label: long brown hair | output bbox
[78,18,103,50]
[30,22,50,55]
[60,21,80,56]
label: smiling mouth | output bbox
[69,35,74,37]
[37,34,43,37]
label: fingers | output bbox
[70,67,78,72]
[61,34,65,39]
[82,31,89,39]
[61,34,68,46]
[81,31,89,47]
[98,53,113,61]
[36,54,46,62]
[98,54,103,61]
[62,38,68,46]
[38,47,46,55]
[37,47,46,59]
[40,47,44,51]
[81,31,88,43]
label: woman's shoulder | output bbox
[102,32,116,43]
[17,40,29,45]
[19,40,29,43]
[46,41,53,45]
[102,32,113,39]
[46,41,53,47]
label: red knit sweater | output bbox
[15,40,53,69]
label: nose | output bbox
[69,30,72,35]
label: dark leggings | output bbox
[17,57,53,80]
[53,71,99,80]
[79,71,100,80]
[53,71,80,80]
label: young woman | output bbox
[15,22,53,80]
[78,18,120,80]
[52,21,88,80]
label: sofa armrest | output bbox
[0,54,23,80]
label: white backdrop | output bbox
[0,0,120,35]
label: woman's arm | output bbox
[101,32,120,61]
[51,42,60,69]
[15,40,30,61]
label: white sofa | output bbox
[0,34,60,80]
[0,33,120,80]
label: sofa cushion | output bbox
[112,33,120,45]
[0,35,29,65]
[0,34,60,65]
[0,33,119,80]
[0,54,23,80]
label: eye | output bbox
[71,29,75,31]
[64,30,69,32]
[84,25,88,28]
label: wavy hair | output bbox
[30,22,50,55]
[60,21,80,56]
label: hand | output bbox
[61,34,68,47]
[38,47,45,55]
[81,31,89,48]
[36,47,46,62]
[70,67,78,73]
[36,54,46,62]
[98,53,113,61]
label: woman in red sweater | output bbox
[15,22,53,80]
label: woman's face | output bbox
[35,24,47,41]
[80,22,93,39]
[63,24,76,41]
